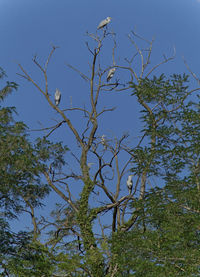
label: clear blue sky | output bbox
[1,0,200,129]
[1,0,200,232]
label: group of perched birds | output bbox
[98,17,116,83]
[53,17,131,195]
[54,17,133,195]
[54,17,115,106]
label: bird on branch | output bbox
[127,175,133,194]
[101,134,107,150]
[97,17,112,29]
[55,88,61,106]
[107,67,116,82]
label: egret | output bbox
[97,17,112,29]
[127,175,133,194]
[107,67,116,82]
[101,134,107,150]
[55,88,61,106]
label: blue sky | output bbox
[1,0,200,232]
[1,0,200,130]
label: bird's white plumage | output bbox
[97,17,112,29]
[101,135,107,149]
[126,175,133,194]
[107,67,116,82]
[55,88,61,106]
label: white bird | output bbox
[127,175,133,194]
[107,67,116,82]
[97,17,112,29]
[101,134,107,150]
[55,88,61,106]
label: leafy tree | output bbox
[110,74,200,276]
[0,70,67,276]
[1,27,199,276]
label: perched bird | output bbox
[55,88,61,106]
[97,17,112,29]
[107,67,116,82]
[126,175,133,194]
[101,134,107,150]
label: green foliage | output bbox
[0,70,70,276]
[131,74,189,104]
[5,241,55,276]
[0,106,49,218]
[0,67,18,101]
[108,74,200,276]
[110,190,200,276]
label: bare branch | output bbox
[183,57,200,84]
[146,47,175,78]
[66,63,90,81]
[44,171,78,212]
[44,45,59,71]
